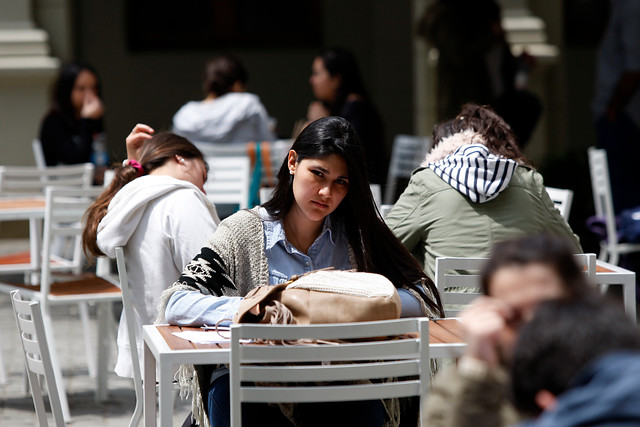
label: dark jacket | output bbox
[39,112,102,166]
[518,351,640,427]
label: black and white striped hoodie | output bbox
[421,129,519,203]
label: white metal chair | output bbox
[545,186,574,220]
[11,289,67,426]
[204,156,251,210]
[229,318,430,427]
[0,186,122,418]
[435,254,598,317]
[259,187,275,204]
[115,247,143,427]
[384,135,432,204]
[588,147,640,265]
[0,163,94,194]
[370,183,382,208]
[32,139,47,169]
[0,163,95,279]
[434,257,486,317]
[380,204,394,219]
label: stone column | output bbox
[0,0,59,166]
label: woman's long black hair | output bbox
[264,116,444,317]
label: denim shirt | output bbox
[165,208,352,326]
[263,209,351,285]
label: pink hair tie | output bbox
[125,159,144,177]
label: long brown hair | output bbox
[438,103,531,166]
[82,132,205,257]
[264,117,444,317]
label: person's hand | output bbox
[459,296,514,367]
[307,101,330,122]
[126,123,155,160]
[80,92,104,120]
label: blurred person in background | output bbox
[510,295,640,426]
[39,61,106,167]
[172,54,276,145]
[592,0,640,213]
[422,234,594,427]
[306,47,388,184]
[417,0,541,148]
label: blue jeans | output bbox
[208,373,385,427]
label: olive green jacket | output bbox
[385,166,582,280]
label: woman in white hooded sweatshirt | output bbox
[83,124,220,378]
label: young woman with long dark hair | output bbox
[160,116,443,427]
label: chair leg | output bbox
[95,302,111,402]
[40,305,72,422]
[0,327,7,385]
[78,301,97,378]
[128,378,143,427]
[609,249,620,266]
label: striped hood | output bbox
[423,130,518,203]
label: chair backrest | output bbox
[259,187,274,205]
[370,183,382,208]
[10,290,66,426]
[380,204,394,218]
[0,163,94,194]
[32,139,47,169]
[384,135,432,204]
[229,318,429,427]
[204,156,251,209]
[267,139,293,179]
[588,147,618,245]
[545,186,574,220]
[435,257,487,317]
[40,186,103,295]
[435,254,597,317]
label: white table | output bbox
[0,196,46,283]
[596,259,637,321]
[143,319,466,427]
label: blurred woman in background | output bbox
[39,61,105,166]
[307,47,388,184]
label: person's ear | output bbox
[534,390,557,412]
[287,150,298,175]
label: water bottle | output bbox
[91,133,109,167]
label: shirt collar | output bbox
[262,208,336,251]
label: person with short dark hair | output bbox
[422,233,593,427]
[386,104,581,281]
[172,54,275,144]
[39,61,105,166]
[510,295,640,426]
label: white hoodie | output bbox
[97,175,220,378]
[172,92,276,144]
